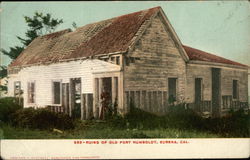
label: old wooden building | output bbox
[7,7,248,118]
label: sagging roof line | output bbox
[9,6,160,68]
[8,6,247,69]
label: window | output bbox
[168,78,177,103]
[53,81,61,104]
[195,78,202,103]
[232,80,238,99]
[110,57,115,62]
[27,82,35,103]
[14,81,21,97]
[103,58,108,62]
[125,57,130,66]
[116,56,120,65]
[130,57,135,63]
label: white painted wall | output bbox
[8,59,121,108]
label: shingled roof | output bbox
[9,7,160,67]
[9,6,247,68]
[183,45,247,67]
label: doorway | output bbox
[211,68,221,117]
[62,83,69,114]
[70,78,81,118]
[102,77,112,100]
[100,77,112,119]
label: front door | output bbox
[211,68,221,117]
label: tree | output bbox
[72,22,78,30]
[1,12,63,59]
[16,12,63,46]
[0,66,7,92]
[0,12,63,92]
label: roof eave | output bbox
[188,60,249,70]
[8,51,126,69]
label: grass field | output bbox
[0,100,249,139]
[0,122,219,139]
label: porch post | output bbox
[85,94,89,119]
[112,77,117,105]
[119,72,124,114]
[69,79,73,117]
[93,78,100,119]
[81,94,85,120]
[98,78,103,118]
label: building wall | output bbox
[123,14,187,113]
[186,63,248,104]
[8,59,120,108]
[221,67,248,102]
[186,64,212,103]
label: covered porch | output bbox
[92,71,124,119]
[81,72,124,120]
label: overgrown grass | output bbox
[0,102,249,139]
[0,122,219,139]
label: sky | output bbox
[0,1,250,66]
[0,2,250,90]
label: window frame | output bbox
[27,81,36,104]
[52,80,62,105]
[232,79,239,100]
[115,56,120,65]
[194,77,203,102]
[14,81,21,97]
[168,77,178,102]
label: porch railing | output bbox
[125,90,168,114]
[188,101,212,113]
[222,95,248,109]
[47,106,64,113]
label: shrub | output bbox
[123,104,164,129]
[11,108,74,130]
[165,104,203,129]
[202,109,250,137]
[0,97,22,123]
[72,104,81,119]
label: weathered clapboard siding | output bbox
[186,63,248,104]
[220,68,248,102]
[186,64,212,103]
[8,59,120,108]
[123,14,186,114]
